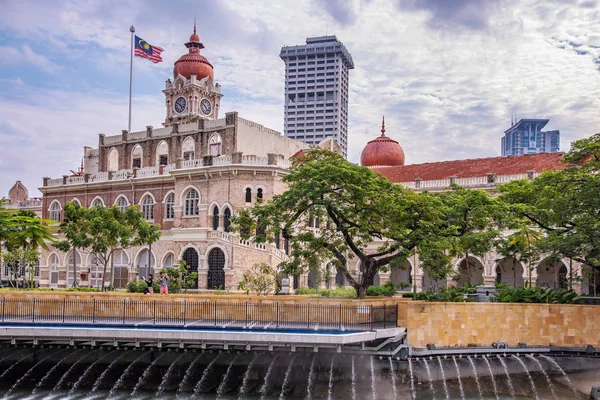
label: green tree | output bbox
[233,149,496,298]
[499,133,600,276]
[64,205,161,290]
[164,260,198,293]
[55,202,92,287]
[238,263,279,295]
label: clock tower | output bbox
[163,24,222,125]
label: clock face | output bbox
[174,97,187,114]
[200,98,212,116]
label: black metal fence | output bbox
[0,298,398,332]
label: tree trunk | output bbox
[72,249,77,288]
[513,258,517,287]
[101,255,109,292]
[356,284,367,299]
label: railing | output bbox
[47,178,63,187]
[112,169,133,180]
[89,171,108,182]
[213,155,232,166]
[0,298,397,331]
[181,159,203,169]
[136,166,159,178]
[242,155,268,166]
[66,176,85,185]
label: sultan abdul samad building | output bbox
[35,28,599,294]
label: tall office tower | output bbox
[501,118,560,156]
[280,36,354,157]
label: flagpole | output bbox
[128,25,135,134]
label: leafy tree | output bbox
[238,263,279,295]
[499,133,600,276]
[55,205,161,290]
[164,260,198,293]
[55,203,92,287]
[233,149,498,298]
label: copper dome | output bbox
[360,117,405,167]
[173,24,214,81]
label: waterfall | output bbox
[217,354,242,400]
[512,355,539,400]
[526,355,556,399]
[351,356,357,400]
[90,351,131,392]
[496,355,515,398]
[0,350,35,381]
[156,352,186,397]
[70,350,116,394]
[131,352,167,396]
[108,352,147,397]
[260,354,280,399]
[452,357,465,400]
[388,357,397,400]
[437,358,449,399]
[5,349,65,397]
[193,352,223,395]
[328,355,337,400]
[468,357,482,400]
[539,355,580,398]
[369,356,376,400]
[423,359,436,399]
[54,348,101,392]
[279,354,299,400]
[482,356,499,400]
[305,354,317,400]
[32,349,82,394]
[238,353,259,400]
[408,358,416,400]
[177,352,203,393]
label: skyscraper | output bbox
[280,36,354,157]
[501,118,560,156]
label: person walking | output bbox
[159,271,169,295]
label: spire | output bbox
[381,115,386,136]
[194,17,197,35]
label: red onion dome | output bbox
[173,23,214,81]
[360,117,405,167]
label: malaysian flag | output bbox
[134,35,164,63]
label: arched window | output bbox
[70,199,81,207]
[207,248,226,290]
[182,248,199,287]
[245,187,252,203]
[335,267,346,287]
[223,207,231,232]
[112,249,129,289]
[163,253,174,269]
[496,265,502,284]
[184,189,199,216]
[141,195,154,220]
[164,192,175,219]
[156,141,169,166]
[92,197,104,208]
[49,254,59,287]
[212,206,219,230]
[257,188,263,200]
[209,133,222,156]
[131,144,143,169]
[108,148,119,172]
[49,202,61,222]
[116,196,129,211]
[559,265,568,289]
[137,248,155,279]
[182,136,195,161]
[89,253,103,289]
[66,250,81,287]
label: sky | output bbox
[0,0,599,198]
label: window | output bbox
[108,148,119,172]
[70,199,81,207]
[89,253,103,289]
[182,136,195,160]
[156,141,169,166]
[163,253,174,269]
[223,208,231,232]
[257,188,263,200]
[159,155,168,165]
[49,254,59,287]
[245,187,252,203]
[212,206,219,230]
[209,133,222,156]
[92,198,104,207]
[141,195,154,220]
[184,189,199,216]
[116,196,129,211]
[131,144,143,169]
[165,193,175,219]
[49,202,61,222]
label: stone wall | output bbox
[397,301,600,349]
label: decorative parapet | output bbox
[397,173,541,190]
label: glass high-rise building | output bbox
[501,118,560,156]
[280,36,354,157]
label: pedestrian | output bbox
[144,273,154,295]
[159,271,169,295]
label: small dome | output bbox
[173,24,214,81]
[360,117,405,167]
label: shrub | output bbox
[238,263,279,295]
[366,282,397,297]
[415,286,475,302]
[492,283,580,304]
[294,288,318,295]
[319,287,357,298]
[126,279,148,293]
[65,287,100,292]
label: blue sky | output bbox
[1,0,600,197]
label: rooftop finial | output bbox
[381,116,386,136]
[193,17,196,34]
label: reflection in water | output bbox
[0,346,592,399]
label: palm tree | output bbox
[508,224,543,287]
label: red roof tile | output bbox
[371,152,567,183]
